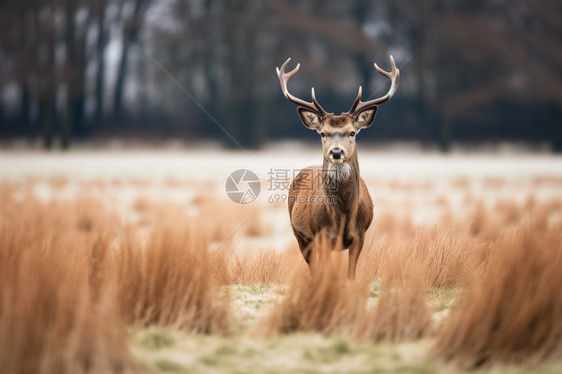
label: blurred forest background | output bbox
[0,0,560,151]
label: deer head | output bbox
[276,56,399,167]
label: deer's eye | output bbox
[320,132,326,137]
[350,131,356,137]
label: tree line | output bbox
[0,0,560,151]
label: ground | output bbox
[128,284,562,374]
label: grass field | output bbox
[1,149,561,373]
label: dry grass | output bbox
[243,209,274,237]
[360,271,434,342]
[261,234,369,337]
[261,234,434,343]
[259,187,562,366]
[0,242,132,374]
[223,246,303,285]
[0,192,131,373]
[195,198,248,242]
[2,175,562,371]
[0,182,233,373]
[359,226,490,288]
[115,225,233,333]
[433,222,562,368]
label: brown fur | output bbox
[289,114,374,279]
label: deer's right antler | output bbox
[276,58,328,118]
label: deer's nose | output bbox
[330,148,344,159]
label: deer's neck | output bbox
[322,154,360,213]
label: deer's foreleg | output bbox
[347,233,365,280]
[293,230,313,264]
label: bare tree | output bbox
[94,0,109,125]
[113,0,151,117]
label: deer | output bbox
[276,56,400,279]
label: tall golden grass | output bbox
[359,227,490,288]
[0,190,131,373]
[222,246,303,285]
[0,241,131,374]
[1,177,562,371]
[115,225,232,333]
[433,222,562,368]
[359,257,434,342]
[261,192,562,363]
[261,234,369,337]
[261,234,434,342]
[0,183,232,373]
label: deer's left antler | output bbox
[347,55,400,115]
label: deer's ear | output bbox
[297,107,322,130]
[353,105,378,129]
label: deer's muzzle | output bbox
[329,149,344,164]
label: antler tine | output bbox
[311,87,328,115]
[348,86,363,114]
[276,58,328,117]
[374,54,397,78]
[347,55,400,115]
[277,58,300,80]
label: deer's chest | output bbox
[311,204,357,247]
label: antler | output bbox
[276,58,328,118]
[348,55,400,115]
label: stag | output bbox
[276,56,400,279]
